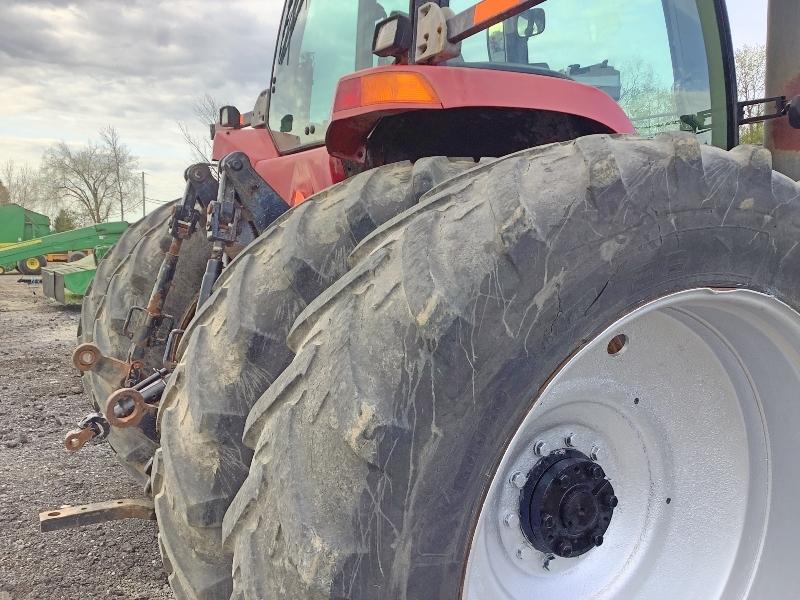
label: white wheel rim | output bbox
[464,288,800,599]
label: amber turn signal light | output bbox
[333,71,440,112]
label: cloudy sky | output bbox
[0,0,768,220]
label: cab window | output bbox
[450,0,730,146]
[268,0,407,152]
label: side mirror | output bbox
[517,8,545,38]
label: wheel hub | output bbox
[466,289,800,599]
[519,449,616,558]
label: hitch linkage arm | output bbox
[75,156,290,433]
[199,152,290,306]
[122,164,219,382]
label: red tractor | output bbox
[64,0,800,598]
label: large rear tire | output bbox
[223,134,800,599]
[79,203,210,481]
[153,158,479,600]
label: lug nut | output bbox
[542,553,555,570]
[504,513,519,528]
[591,465,605,480]
[541,513,555,529]
[558,541,573,557]
[590,445,600,461]
[593,535,604,547]
[607,495,619,508]
[533,441,547,456]
[564,433,574,447]
[510,471,527,489]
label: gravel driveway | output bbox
[0,275,173,600]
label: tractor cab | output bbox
[265,0,736,161]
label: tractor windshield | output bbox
[268,0,731,152]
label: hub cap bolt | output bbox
[510,471,527,489]
[504,513,519,528]
[543,553,555,570]
[533,441,547,456]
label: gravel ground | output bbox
[0,275,173,600]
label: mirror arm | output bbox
[445,0,546,43]
[737,96,800,128]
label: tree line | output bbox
[0,125,141,230]
[0,93,224,232]
[736,44,767,145]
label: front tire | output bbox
[224,134,800,599]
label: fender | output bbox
[326,64,636,162]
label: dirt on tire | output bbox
[0,276,173,600]
[223,134,800,598]
[153,158,481,599]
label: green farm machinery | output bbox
[0,221,127,276]
[0,204,51,272]
[41,248,114,304]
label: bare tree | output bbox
[735,44,767,145]
[0,178,9,205]
[100,125,140,220]
[42,142,117,224]
[177,93,226,163]
[1,159,44,211]
[618,60,677,135]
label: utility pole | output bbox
[141,171,146,218]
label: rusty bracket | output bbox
[64,427,95,453]
[64,412,110,453]
[123,305,176,348]
[39,498,155,532]
[162,328,185,369]
[106,387,158,429]
[72,342,143,387]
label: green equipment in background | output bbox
[0,221,128,275]
[41,248,113,304]
[0,204,51,248]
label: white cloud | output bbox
[0,0,283,216]
[0,0,770,217]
